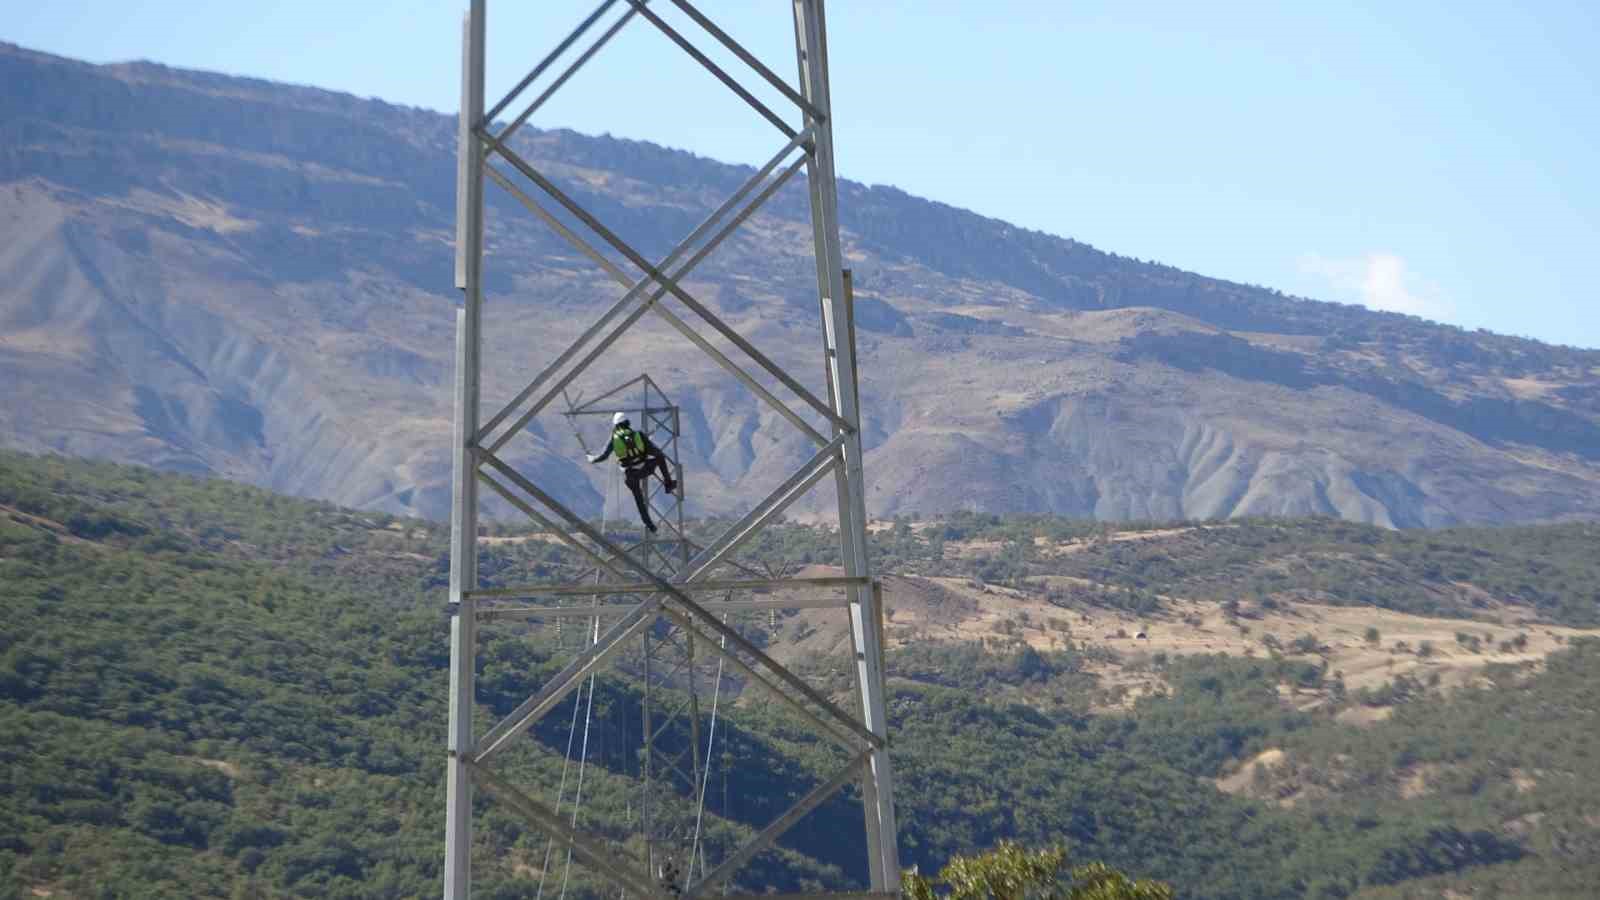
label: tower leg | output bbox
[792,0,900,889]
[444,3,486,899]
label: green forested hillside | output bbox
[3,452,1598,898]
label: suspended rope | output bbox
[534,669,586,900]
[687,610,730,889]
[559,463,617,899]
[560,612,601,900]
[539,460,618,900]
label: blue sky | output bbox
[8,0,1598,348]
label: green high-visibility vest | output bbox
[612,428,646,463]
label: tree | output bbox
[903,842,1174,900]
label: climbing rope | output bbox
[534,665,586,900]
[560,464,619,898]
[560,612,601,900]
[538,460,618,899]
[687,611,729,888]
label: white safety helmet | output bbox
[612,411,628,426]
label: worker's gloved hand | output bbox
[586,454,599,463]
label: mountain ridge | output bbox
[3,41,1599,525]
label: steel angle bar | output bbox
[622,0,796,140]
[481,137,849,438]
[558,140,806,329]
[498,2,646,145]
[631,168,850,440]
[474,604,658,763]
[467,575,865,600]
[485,164,632,284]
[481,453,693,596]
[479,454,661,583]
[446,6,487,890]
[695,549,766,580]
[659,594,869,746]
[476,130,814,448]
[649,301,827,446]
[474,274,648,447]
[793,1,900,887]
[655,605,865,753]
[571,375,650,414]
[484,301,662,456]
[719,894,895,900]
[646,498,681,534]
[568,404,676,417]
[687,750,871,898]
[683,436,843,578]
[645,710,698,758]
[482,451,878,752]
[469,763,662,899]
[480,128,810,442]
[649,543,679,573]
[667,0,823,121]
[645,290,839,442]
[650,750,697,791]
[648,506,682,537]
[480,133,701,283]
[485,0,619,125]
[656,625,697,655]
[645,709,694,751]
[477,470,631,579]
[657,754,698,791]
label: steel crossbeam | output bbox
[476,596,851,622]
[466,574,867,600]
[445,2,898,896]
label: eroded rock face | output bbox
[3,43,1599,525]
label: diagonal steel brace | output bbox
[687,751,871,898]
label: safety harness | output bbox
[611,426,649,468]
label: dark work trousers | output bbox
[623,456,675,530]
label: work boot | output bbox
[645,521,658,534]
[663,480,677,495]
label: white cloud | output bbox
[1297,252,1452,320]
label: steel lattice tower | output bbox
[443,2,898,898]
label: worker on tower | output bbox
[588,411,677,533]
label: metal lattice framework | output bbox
[443,2,897,898]
[566,375,701,877]
[563,375,690,574]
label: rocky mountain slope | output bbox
[4,42,1599,525]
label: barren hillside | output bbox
[4,43,1599,525]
